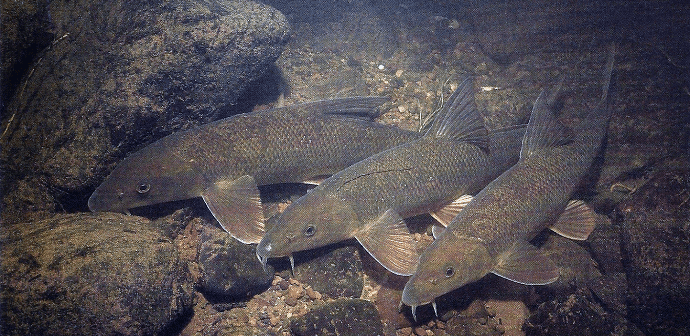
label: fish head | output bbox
[257,191,358,264]
[401,235,492,307]
[88,149,200,213]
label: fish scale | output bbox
[88,97,421,244]
[402,49,615,316]
[257,77,526,276]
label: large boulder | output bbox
[1,0,290,223]
[198,221,274,299]
[617,158,690,336]
[0,213,196,335]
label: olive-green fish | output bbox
[401,52,615,319]
[256,77,526,276]
[88,97,422,243]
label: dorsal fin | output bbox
[422,77,488,148]
[275,97,389,120]
[519,87,570,160]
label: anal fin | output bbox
[430,195,473,227]
[202,175,265,244]
[492,240,559,285]
[550,200,596,241]
[354,209,419,276]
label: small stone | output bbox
[398,105,407,113]
[269,315,280,326]
[414,326,427,336]
[287,285,304,300]
[436,320,446,329]
[398,327,413,336]
[285,296,298,306]
[272,276,283,286]
[305,287,322,300]
[278,279,290,290]
[396,69,404,77]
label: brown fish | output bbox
[256,77,525,276]
[88,97,421,243]
[401,51,615,319]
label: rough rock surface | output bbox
[290,245,364,299]
[1,0,290,223]
[525,289,644,336]
[0,213,195,336]
[0,0,53,110]
[290,298,384,336]
[198,221,274,299]
[617,158,690,336]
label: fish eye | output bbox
[445,266,455,278]
[304,225,316,237]
[136,183,151,194]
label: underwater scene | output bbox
[1,0,688,335]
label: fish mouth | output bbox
[256,241,297,275]
[256,241,271,268]
[400,278,439,321]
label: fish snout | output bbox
[87,190,105,212]
[87,188,127,213]
[256,240,272,266]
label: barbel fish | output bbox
[256,77,525,276]
[88,97,422,243]
[401,52,615,319]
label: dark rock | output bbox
[588,214,625,274]
[198,221,273,299]
[290,298,384,336]
[541,235,602,294]
[524,290,643,336]
[1,0,290,223]
[0,213,195,336]
[0,0,53,111]
[617,158,690,336]
[443,299,502,336]
[375,275,412,332]
[291,244,364,299]
[587,272,628,316]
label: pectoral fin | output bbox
[354,209,419,276]
[202,175,265,244]
[550,200,596,240]
[430,194,473,227]
[492,241,559,285]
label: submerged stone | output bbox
[290,298,383,336]
[1,0,290,223]
[198,222,274,299]
[0,213,195,336]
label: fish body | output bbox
[88,97,421,243]
[402,53,615,311]
[256,78,525,276]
